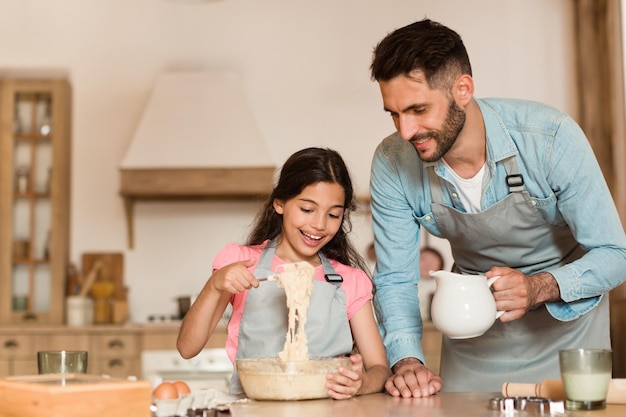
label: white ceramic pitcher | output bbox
[429,270,504,339]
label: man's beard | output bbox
[411,100,466,162]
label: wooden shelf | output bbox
[119,166,275,248]
[0,77,71,325]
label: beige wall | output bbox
[0,0,576,322]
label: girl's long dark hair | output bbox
[247,147,369,274]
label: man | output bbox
[369,19,626,397]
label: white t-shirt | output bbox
[442,159,486,214]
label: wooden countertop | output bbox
[226,392,626,417]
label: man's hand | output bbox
[385,358,442,398]
[486,267,560,322]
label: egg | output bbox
[173,380,191,396]
[152,382,178,400]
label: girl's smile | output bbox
[273,181,345,265]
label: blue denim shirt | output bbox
[370,97,626,367]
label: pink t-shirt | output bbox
[212,240,373,363]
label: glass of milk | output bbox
[559,348,612,410]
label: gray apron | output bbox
[229,240,353,394]
[428,156,610,392]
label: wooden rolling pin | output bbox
[502,379,626,404]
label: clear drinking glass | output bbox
[37,350,88,374]
[559,348,612,410]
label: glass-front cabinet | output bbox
[0,78,71,324]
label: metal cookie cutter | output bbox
[488,396,565,414]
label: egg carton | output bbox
[153,388,244,417]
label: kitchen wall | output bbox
[0,0,576,322]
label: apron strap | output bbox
[255,238,277,275]
[428,166,445,204]
[320,254,342,287]
[502,156,525,193]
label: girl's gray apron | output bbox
[428,156,610,392]
[229,240,353,395]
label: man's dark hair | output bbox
[370,19,472,90]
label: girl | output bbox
[177,147,390,399]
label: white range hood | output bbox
[119,71,276,247]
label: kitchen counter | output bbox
[226,392,626,417]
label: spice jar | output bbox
[90,281,115,324]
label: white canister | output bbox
[66,296,94,326]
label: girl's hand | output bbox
[325,354,364,400]
[208,258,258,294]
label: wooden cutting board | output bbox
[81,253,125,300]
[0,374,151,417]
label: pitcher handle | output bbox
[486,276,505,319]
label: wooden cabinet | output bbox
[141,324,183,351]
[0,333,34,376]
[141,323,227,351]
[90,331,141,378]
[0,77,71,325]
[0,324,228,378]
[0,327,141,378]
[0,330,88,376]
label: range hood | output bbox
[119,71,276,247]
